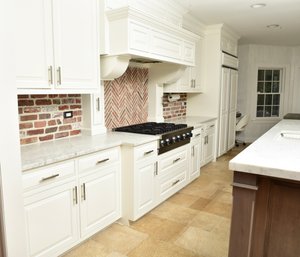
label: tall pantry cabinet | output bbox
[186,24,239,157]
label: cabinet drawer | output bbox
[192,127,202,140]
[78,147,119,174]
[23,160,75,191]
[159,146,187,172]
[134,141,158,161]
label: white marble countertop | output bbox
[229,119,300,181]
[167,116,217,128]
[21,132,159,171]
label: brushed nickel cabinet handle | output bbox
[96,158,109,165]
[144,150,154,156]
[73,186,78,205]
[81,183,86,201]
[172,179,180,186]
[173,157,181,163]
[96,97,100,112]
[192,146,195,156]
[195,133,201,137]
[154,161,158,176]
[57,66,61,85]
[40,173,59,182]
[48,66,53,85]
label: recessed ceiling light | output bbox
[267,24,282,29]
[251,3,266,8]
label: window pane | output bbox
[265,82,272,92]
[273,94,280,105]
[257,82,264,93]
[258,70,265,81]
[265,106,271,117]
[272,106,279,117]
[257,106,264,117]
[272,82,279,93]
[257,94,265,105]
[266,95,272,105]
[273,70,280,81]
[265,70,272,81]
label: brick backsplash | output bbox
[18,94,82,145]
[104,67,148,129]
[163,93,187,120]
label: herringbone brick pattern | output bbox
[104,67,148,129]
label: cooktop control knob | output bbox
[172,136,176,143]
[160,140,165,147]
[165,138,171,145]
[182,133,186,139]
[176,135,181,141]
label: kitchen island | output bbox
[228,119,300,257]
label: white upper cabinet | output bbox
[16,0,100,93]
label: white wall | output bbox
[0,0,27,255]
[237,44,300,142]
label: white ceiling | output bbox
[175,0,300,46]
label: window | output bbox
[256,68,282,118]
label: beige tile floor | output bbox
[63,146,246,257]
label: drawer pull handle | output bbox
[210,125,215,128]
[81,183,86,201]
[195,133,201,137]
[73,186,78,205]
[96,158,109,165]
[40,174,59,182]
[144,150,154,155]
[173,158,181,163]
[172,179,180,186]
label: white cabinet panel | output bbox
[190,139,201,182]
[79,165,120,238]
[16,0,53,89]
[129,22,150,53]
[135,161,156,217]
[24,181,79,257]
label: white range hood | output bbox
[100,6,199,80]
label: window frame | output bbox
[253,66,285,121]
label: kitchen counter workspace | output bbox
[166,116,217,128]
[228,119,300,257]
[21,132,159,171]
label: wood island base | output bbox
[228,171,300,257]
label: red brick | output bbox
[76,117,82,122]
[55,132,69,139]
[19,122,33,130]
[62,98,75,104]
[52,99,61,105]
[70,130,81,136]
[63,118,77,124]
[68,94,81,97]
[20,114,38,121]
[45,127,58,133]
[39,113,51,120]
[56,119,62,125]
[59,125,72,131]
[18,95,30,99]
[35,99,52,105]
[24,107,41,113]
[75,99,81,104]
[48,120,56,126]
[34,121,47,128]
[39,134,54,141]
[49,94,59,98]
[73,110,82,116]
[18,100,34,106]
[58,105,69,111]
[59,94,67,98]
[27,129,44,136]
[20,137,38,145]
[18,108,23,114]
[31,95,48,99]
[70,105,81,109]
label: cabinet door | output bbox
[190,140,201,181]
[227,111,236,150]
[206,130,215,163]
[79,164,120,239]
[134,161,156,218]
[16,0,53,89]
[190,39,204,92]
[52,0,99,90]
[24,181,79,257]
[229,69,238,112]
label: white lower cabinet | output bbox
[201,121,216,167]
[23,147,121,257]
[190,128,202,181]
[24,180,79,257]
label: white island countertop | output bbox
[229,119,300,181]
[21,132,159,171]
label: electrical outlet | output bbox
[63,111,73,119]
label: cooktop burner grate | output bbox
[114,122,188,135]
